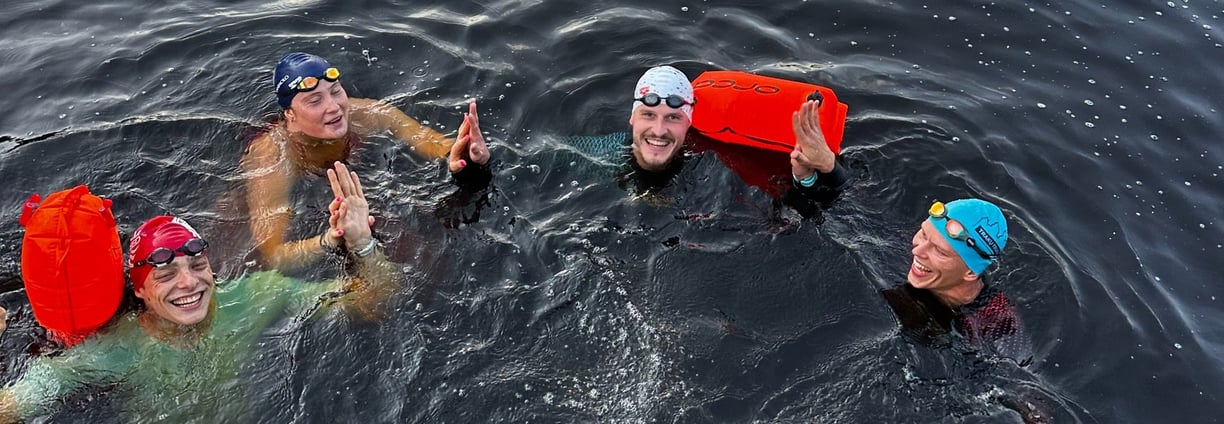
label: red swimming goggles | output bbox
[132,238,209,268]
[635,93,695,109]
[928,201,999,260]
[294,67,341,93]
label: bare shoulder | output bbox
[349,97,392,119]
[349,97,383,108]
[242,132,280,167]
[240,131,296,181]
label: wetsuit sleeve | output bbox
[782,158,851,217]
[793,158,852,192]
[450,161,493,191]
[564,133,629,163]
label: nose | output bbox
[175,271,197,289]
[911,238,929,258]
[324,93,342,113]
[651,116,666,136]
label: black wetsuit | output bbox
[567,132,850,211]
[881,281,1033,365]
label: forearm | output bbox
[261,235,329,270]
[340,240,400,320]
[450,160,493,191]
[784,159,851,217]
[792,158,852,193]
[395,125,452,159]
[0,389,19,424]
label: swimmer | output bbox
[0,162,401,422]
[882,198,1031,363]
[567,65,850,200]
[244,52,491,270]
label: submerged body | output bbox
[245,53,490,271]
[4,271,334,421]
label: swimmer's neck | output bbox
[283,126,349,147]
[930,278,983,308]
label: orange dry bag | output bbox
[19,185,124,346]
[691,70,848,154]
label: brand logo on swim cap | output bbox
[639,86,651,96]
[276,74,292,93]
[128,232,146,262]
[170,217,202,238]
[973,217,1003,256]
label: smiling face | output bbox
[629,103,690,171]
[134,255,216,326]
[908,219,976,293]
[285,79,349,139]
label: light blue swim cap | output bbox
[927,198,1008,274]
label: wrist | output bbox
[451,160,493,190]
[792,171,818,187]
[319,232,343,254]
[351,237,378,258]
[815,157,836,174]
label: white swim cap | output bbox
[632,66,695,120]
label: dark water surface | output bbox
[2,0,1222,422]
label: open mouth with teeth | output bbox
[910,259,933,278]
[644,136,672,147]
[169,291,205,309]
[324,115,344,128]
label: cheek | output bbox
[305,106,325,121]
[932,254,960,272]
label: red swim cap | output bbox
[128,216,204,290]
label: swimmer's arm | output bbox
[242,135,337,270]
[0,308,11,423]
[0,310,11,423]
[323,162,401,320]
[789,99,838,181]
[0,389,15,424]
[787,99,852,200]
[350,98,453,159]
[338,244,401,321]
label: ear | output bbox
[133,285,149,302]
[962,268,979,282]
[284,107,297,122]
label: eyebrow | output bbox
[153,263,181,277]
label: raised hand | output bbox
[449,99,490,173]
[789,100,836,180]
[325,162,373,251]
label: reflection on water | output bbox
[1,0,1222,422]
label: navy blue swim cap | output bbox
[274,52,333,108]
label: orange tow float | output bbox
[691,70,847,154]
